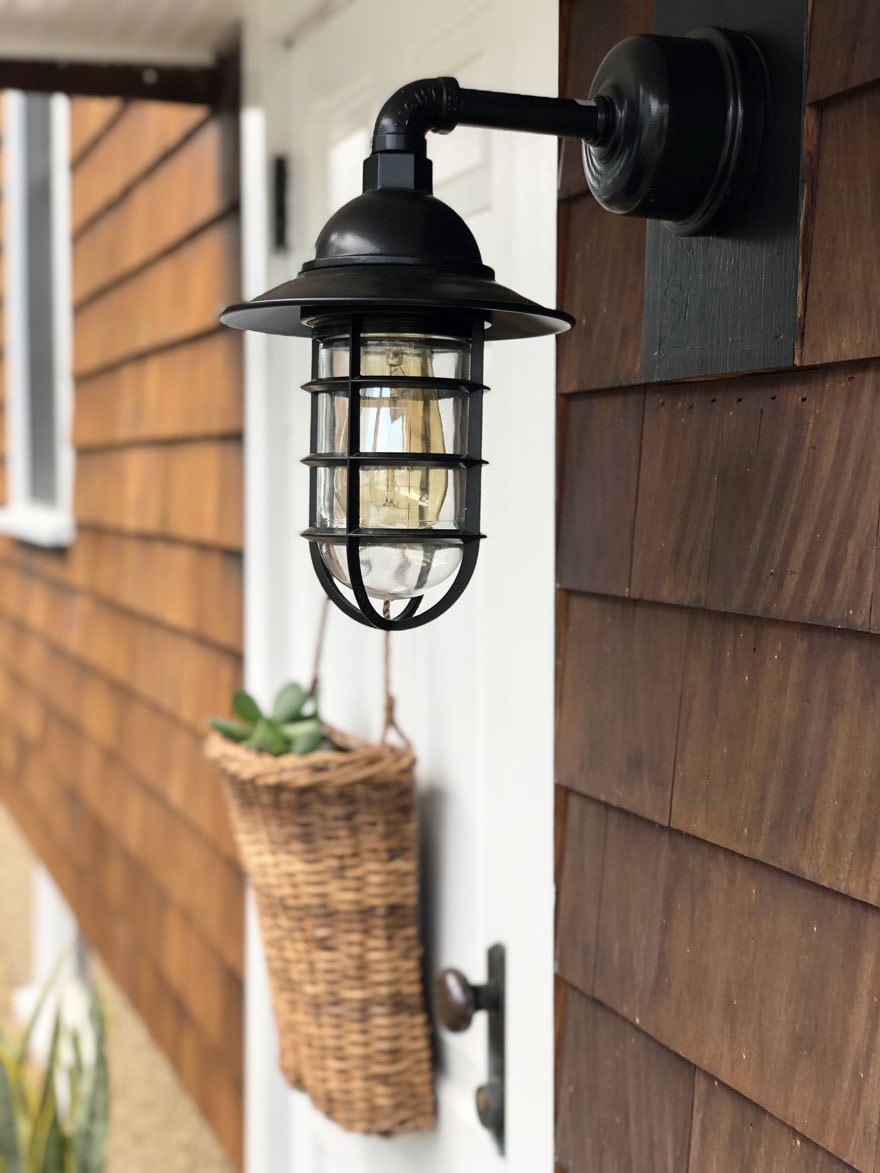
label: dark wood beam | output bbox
[0,57,226,107]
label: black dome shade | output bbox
[220,186,573,341]
[308,188,487,273]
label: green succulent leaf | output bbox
[250,719,289,757]
[271,682,307,725]
[232,690,262,724]
[209,717,253,742]
[291,728,324,756]
[278,717,321,742]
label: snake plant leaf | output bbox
[67,1031,83,1144]
[33,1009,62,1136]
[28,1006,64,1173]
[278,717,321,743]
[72,989,108,1173]
[34,1110,64,1173]
[28,1078,63,1173]
[0,950,107,1173]
[231,690,262,724]
[209,717,253,743]
[291,728,324,756]
[250,718,288,757]
[271,682,307,725]
[0,1047,22,1173]
[0,1035,27,1128]
[15,945,72,1068]
[88,983,106,1060]
[71,1031,84,1082]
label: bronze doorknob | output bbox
[476,1079,504,1136]
[434,967,501,1033]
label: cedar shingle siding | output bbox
[0,96,244,1165]
[556,1,880,1168]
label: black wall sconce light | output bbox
[222,29,768,630]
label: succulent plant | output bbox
[0,955,108,1173]
[210,681,334,757]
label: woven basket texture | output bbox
[204,730,436,1135]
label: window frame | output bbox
[0,89,75,548]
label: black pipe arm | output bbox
[371,76,611,155]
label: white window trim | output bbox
[0,90,75,548]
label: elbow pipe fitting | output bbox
[371,77,463,154]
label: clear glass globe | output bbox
[319,541,464,601]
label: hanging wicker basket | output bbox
[204,726,436,1136]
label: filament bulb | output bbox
[356,337,448,530]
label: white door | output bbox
[240,2,559,1170]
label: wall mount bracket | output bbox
[584,27,767,234]
[364,25,766,236]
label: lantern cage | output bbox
[302,312,487,630]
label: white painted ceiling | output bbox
[0,0,360,65]
[0,0,244,65]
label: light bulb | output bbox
[318,331,471,601]
[358,339,448,530]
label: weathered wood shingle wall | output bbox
[556,2,880,1169]
[0,94,244,1164]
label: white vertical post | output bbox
[1,89,75,544]
[240,14,296,1170]
[50,93,75,525]
[4,90,31,510]
[12,867,80,1058]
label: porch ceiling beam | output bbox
[0,57,229,106]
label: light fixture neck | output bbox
[364,76,613,194]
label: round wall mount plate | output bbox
[583,27,767,235]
